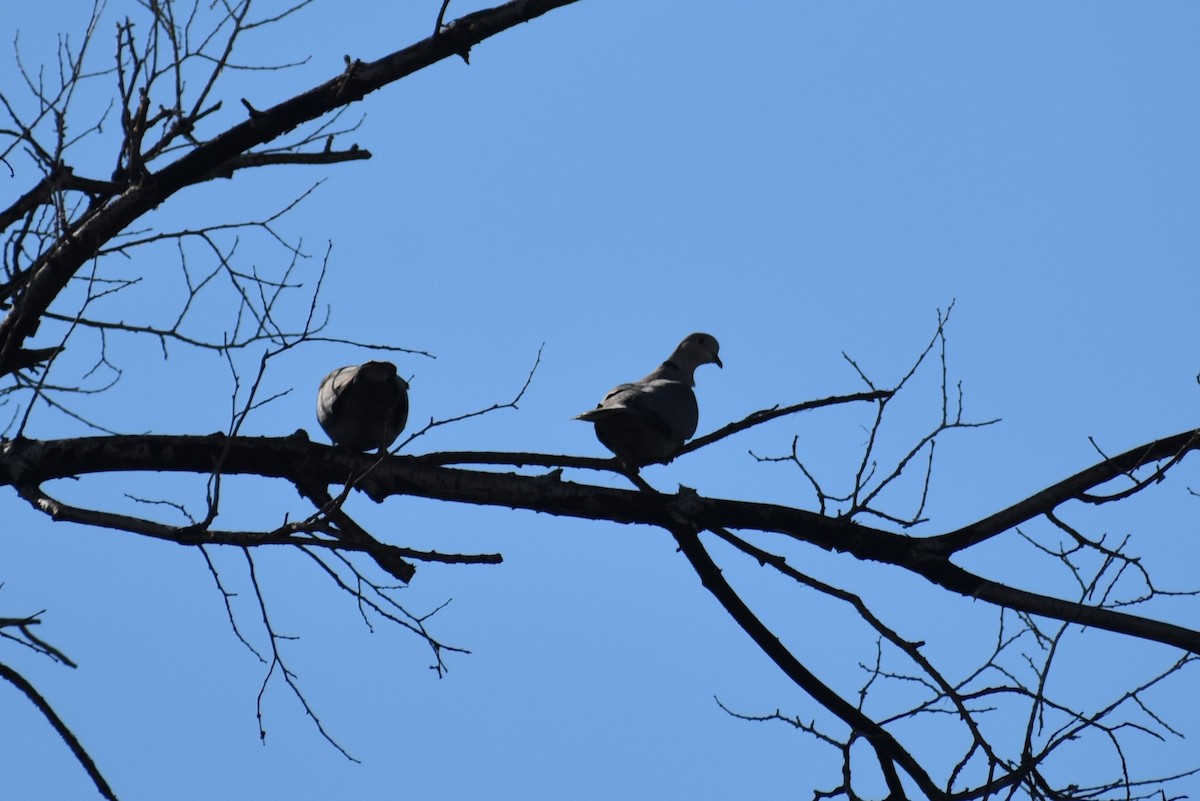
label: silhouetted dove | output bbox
[576,333,721,468]
[317,361,409,452]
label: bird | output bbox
[576,333,721,469]
[316,361,409,452]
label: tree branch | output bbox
[0,0,584,375]
[678,390,892,457]
[4,431,1199,655]
[0,661,117,800]
[667,524,945,799]
[930,429,1200,553]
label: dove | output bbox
[316,361,409,452]
[576,333,721,469]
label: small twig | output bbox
[434,0,454,35]
[679,390,891,457]
[243,548,359,762]
[396,343,543,451]
[198,546,267,663]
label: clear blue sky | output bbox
[2,1,1199,798]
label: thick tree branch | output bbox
[4,430,1199,655]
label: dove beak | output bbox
[712,353,723,369]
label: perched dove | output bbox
[576,333,722,468]
[316,361,409,452]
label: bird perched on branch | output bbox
[316,361,409,452]
[576,333,722,469]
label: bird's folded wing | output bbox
[577,379,697,442]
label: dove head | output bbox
[359,360,402,384]
[662,333,721,385]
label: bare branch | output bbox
[395,343,542,451]
[678,390,891,457]
[6,431,1200,657]
[932,429,1200,553]
[243,547,359,762]
[0,0,585,375]
[0,661,117,800]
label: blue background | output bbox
[2,2,1198,798]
